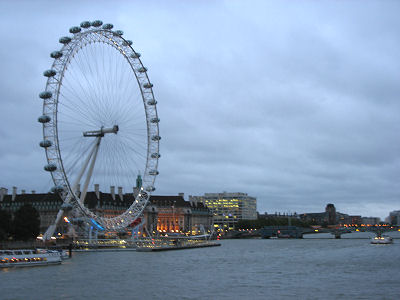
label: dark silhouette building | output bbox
[326,204,336,225]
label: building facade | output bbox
[361,217,381,225]
[300,204,369,226]
[0,187,213,237]
[0,187,63,233]
[389,210,400,225]
[189,192,257,231]
[325,204,336,225]
[300,203,337,226]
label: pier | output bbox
[136,236,220,252]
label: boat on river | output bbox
[371,235,393,245]
[37,248,70,260]
[136,234,221,252]
[0,249,62,268]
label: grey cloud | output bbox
[1,0,400,219]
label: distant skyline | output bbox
[1,1,400,219]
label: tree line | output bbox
[0,204,40,241]
[235,217,313,230]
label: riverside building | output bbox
[389,210,400,225]
[189,192,257,231]
[299,204,367,226]
[0,187,63,233]
[0,186,213,236]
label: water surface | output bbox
[2,235,400,299]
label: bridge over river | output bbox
[257,225,400,239]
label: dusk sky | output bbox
[0,1,399,219]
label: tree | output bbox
[0,209,12,241]
[13,204,40,241]
[235,217,312,230]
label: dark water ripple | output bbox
[2,234,400,300]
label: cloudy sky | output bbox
[0,0,399,219]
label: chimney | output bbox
[110,186,115,201]
[118,186,123,201]
[12,186,17,201]
[94,184,100,199]
[31,190,36,194]
[21,189,26,194]
[0,187,7,202]
[178,192,184,199]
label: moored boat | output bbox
[37,248,70,260]
[0,249,62,268]
[371,235,393,245]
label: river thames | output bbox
[2,232,400,300]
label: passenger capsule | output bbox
[130,52,141,59]
[150,118,160,123]
[50,51,63,59]
[40,140,52,148]
[137,67,147,73]
[91,20,103,27]
[44,163,57,172]
[69,26,81,34]
[147,99,157,105]
[51,185,64,193]
[139,191,148,199]
[151,153,161,158]
[151,135,161,141]
[114,30,123,36]
[38,115,51,123]
[123,40,133,46]
[39,91,52,99]
[145,186,156,192]
[80,21,91,28]
[102,23,113,30]
[143,83,153,89]
[149,170,159,175]
[43,69,56,77]
[59,36,72,44]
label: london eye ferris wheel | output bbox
[38,20,160,238]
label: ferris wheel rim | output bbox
[39,21,160,230]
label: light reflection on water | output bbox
[2,235,400,300]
